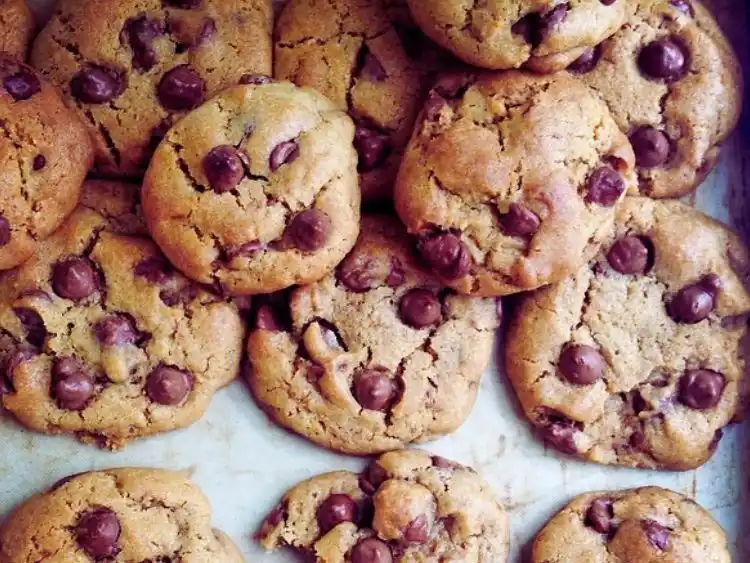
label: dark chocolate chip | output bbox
[337,256,379,292]
[538,3,569,42]
[264,504,285,527]
[163,0,202,8]
[351,538,393,563]
[94,315,138,346]
[423,92,447,121]
[52,257,98,302]
[600,0,617,4]
[630,126,671,168]
[52,357,94,411]
[586,166,625,206]
[541,417,579,454]
[357,46,387,82]
[32,154,46,170]
[121,16,164,72]
[286,210,331,252]
[353,369,397,411]
[3,67,41,101]
[224,241,264,261]
[203,145,245,193]
[404,514,429,543]
[146,365,193,405]
[585,498,614,534]
[269,140,299,171]
[432,456,459,470]
[255,305,281,331]
[157,65,205,111]
[71,65,124,104]
[386,259,405,288]
[558,344,606,385]
[2,349,34,393]
[399,288,441,329]
[239,73,272,85]
[642,519,670,551]
[417,233,471,279]
[76,508,121,558]
[316,494,357,533]
[13,307,46,347]
[638,37,689,82]
[567,45,601,74]
[668,277,720,324]
[354,126,392,172]
[0,215,10,247]
[607,236,652,275]
[499,203,541,237]
[678,369,725,410]
[197,17,216,45]
[134,257,173,284]
[669,0,694,15]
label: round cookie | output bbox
[142,81,361,296]
[0,56,93,271]
[246,215,499,454]
[406,0,629,71]
[0,205,244,449]
[258,450,509,562]
[0,0,35,60]
[505,197,750,470]
[31,0,273,178]
[566,0,743,198]
[274,0,423,203]
[0,468,244,562]
[394,70,637,297]
[532,487,730,562]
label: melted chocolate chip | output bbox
[630,126,671,168]
[94,315,138,346]
[3,67,41,101]
[224,241,264,262]
[203,145,246,193]
[121,15,164,72]
[71,65,124,104]
[0,215,10,247]
[32,154,46,170]
[642,519,670,551]
[540,414,579,455]
[52,357,95,411]
[432,456,459,470]
[337,257,380,292]
[264,504,285,527]
[163,0,202,8]
[197,17,216,45]
[146,365,193,405]
[399,289,441,329]
[285,210,331,252]
[587,166,625,206]
[269,140,299,171]
[607,236,652,275]
[52,257,98,302]
[558,344,606,385]
[353,369,397,411]
[585,498,614,534]
[386,259,405,287]
[13,308,46,347]
[568,46,601,74]
[76,508,121,558]
[499,203,541,237]
[638,37,689,82]
[417,233,471,279]
[134,257,173,284]
[317,494,357,533]
[157,65,205,111]
[538,3,569,42]
[668,276,721,324]
[354,126,392,172]
[404,514,429,543]
[351,538,393,563]
[678,369,725,410]
[239,73,272,85]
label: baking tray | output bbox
[8,0,750,560]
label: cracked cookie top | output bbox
[257,450,509,562]
[567,0,743,198]
[505,197,750,470]
[246,215,499,455]
[0,0,35,61]
[30,0,272,178]
[274,0,424,203]
[0,56,93,271]
[532,487,730,562]
[0,204,244,449]
[0,468,244,562]
[79,178,147,237]
[394,70,637,296]
[142,81,361,296]
[406,0,629,72]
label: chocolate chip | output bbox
[76,508,121,558]
[337,257,379,292]
[386,259,405,288]
[432,456,459,469]
[146,365,193,405]
[203,145,245,193]
[600,0,617,4]
[404,514,429,543]
[678,369,725,410]
[3,67,41,101]
[585,498,614,534]
[0,215,10,247]
[316,494,357,533]
[399,289,441,329]
[363,463,388,493]
[71,65,124,104]
[134,257,174,284]
[164,0,202,8]
[586,166,625,206]
[541,418,579,454]
[52,257,98,302]
[13,308,46,347]
[642,520,670,551]
[417,233,471,279]
[433,75,466,99]
[32,154,46,170]
[224,241,264,261]
[354,369,397,411]
[567,46,601,74]
[668,277,720,324]
[351,538,393,563]
[558,344,606,385]
[499,203,541,237]
[669,0,693,15]
[197,17,216,45]
[264,504,285,527]
[52,357,95,411]
[638,37,689,82]
[239,73,272,85]
[423,92,447,121]
[538,3,569,42]
[94,315,138,346]
[607,236,652,275]
[269,140,299,171]
[354,126,392,172]
[630,126,671,168]
[2,349,34,393]
[357,46,387,82]
[286,210,331,252]
[122,16,164,72]
[255,305,282,331]
[157,65,205,111]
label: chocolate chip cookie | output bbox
[567,0,743,198]
[0,468,244,562]
[142,81,361,296]
[258,450,509,562]
[30,0,272,178]
[532,487,730,562]
[0,205,244,449]
[0,56,93,271]
[247,215,499,454]
[406,0,629,71]
[275,0,423,203]
[0,0,34,60]
[505,197,750,470]
[394,70,637,296]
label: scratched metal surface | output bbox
[9,0,750,561]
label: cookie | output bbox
[505,197,750,470]
[532,487,730,562]
[406,0,629,72]
[142,81,361,296]
[394,70,637,297]
[0,0,34,60]
[247,215,499,454]
[258,450,509,562]
[567,0,743,198]
[274,0,423,203]
[0,468,244,562]
[79,178,147,237]
[0,205,244,449]
[30,0,272,178]
[0,56,93,271]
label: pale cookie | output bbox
[567,0,743,198]
[532,487,730,563]
[258,450,509,562]
[394,70,637,296]
[0,0,34,60]
[0,206,244,449]
[506,197,750,470]
[142,82,360,296]
[31,0,272,177]
[406,0,629,71]
[246,215,499,455]
[0,468,244,562]
[0,56,93,271]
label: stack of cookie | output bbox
[0,0,744,561]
